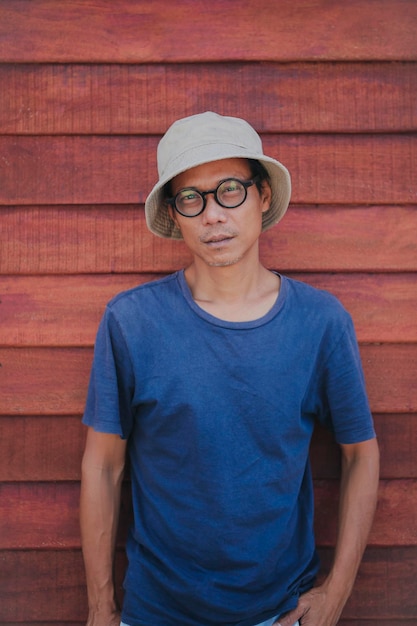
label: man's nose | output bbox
[202,193,227,224]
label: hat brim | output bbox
[144,145,291,240]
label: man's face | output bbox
[169,158,271,268]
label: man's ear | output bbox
[260,181,272,213]
[167,204,181,230]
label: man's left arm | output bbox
[279,437,380,626]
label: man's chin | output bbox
[206,255,243,268]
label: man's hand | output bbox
[86,608,121,626]
[274,583,345,626]
[277,438,379,626]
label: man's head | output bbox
[144,111,291,239]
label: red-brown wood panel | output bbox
[0,206,190,274]
[1,273,416,346]
[1,548,416,621]
[0,416,86,481]
[0,348,92,416]
[1,135,415,206]
[314,479,417,547]
[1,206,416,274]
[1,413,414,482]
[0,345,416,416]
[340,623,415,625]
[1,62,416,134]
[320,547,417,620]
[0,621,413,625]
[313,414,417,480]
[0,0,416,62]
[0,1,415,622]
[361,344,417,413]
[1,479,415,550]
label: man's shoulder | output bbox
[285,275,340,304]
[283,275,350,323]
[107,271,180,311]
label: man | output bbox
[80,112,379,626]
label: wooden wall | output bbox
[1,1,416,623]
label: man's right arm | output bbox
[80,427,127,626]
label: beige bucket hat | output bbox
[145,111,291,239]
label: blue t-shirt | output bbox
[83,271,375,626]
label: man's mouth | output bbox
[201,232,236,244]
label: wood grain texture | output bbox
[339,622,416,626]
[320,547,417,619]
[1,548,416,621]
[1,273,416,347]
[0,0,416,62]
[314,479,417,547]
[310,414,417,481]
[2,623,413,626]
[0,274,155,347]
[0,416,86,481]
[0,345,416,416]
[361,344,417,414]
[1,413,414,482]
[0,0,415,621]
[1,206,416,274]
[1,62,416,134]
[1,480,415,550]
[1,135,415,206]
[0,348,92,415]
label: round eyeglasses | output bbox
[167,176,260,218]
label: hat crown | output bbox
[157,111,263,179]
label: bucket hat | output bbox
[144,111,291,239]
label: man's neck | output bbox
[183,260,280,322]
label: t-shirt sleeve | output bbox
[82,306,135,439]
[316,314,376,445]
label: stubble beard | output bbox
[206,255,244,267]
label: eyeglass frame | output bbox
[166,175,261,218]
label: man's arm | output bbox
[80,427,127,626]
[279,437,380,626]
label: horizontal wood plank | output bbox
[2,623,412,626]
[1,548,416,621]
[1,273,416,347]
[1,413,414,482]
[310,414,417,481]
[0,348,92,416]
[361,344,417,413]
[1,62,416,134]
[0,416,86,481]
[1,205,416,274]
[0,549,91,623]
[1,135,415,206]
[339,623,416,626]
[314,479,417,547]
[3,623,414,626]
[0,344,416,416]
[0,0,416,62]
[1,479,416,550]
[0,274,155,347]
[320,547,417,619]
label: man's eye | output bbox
[179,190,199,203]
[222,181,242,193]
